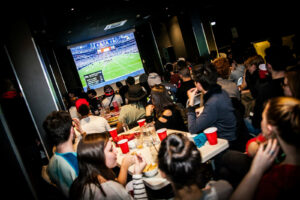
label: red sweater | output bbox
[255,164,300,200]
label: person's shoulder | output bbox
[115,94,123,99]
[102,97,109,102]
[92,115,108,122]
[48,152,75,169]
[102,180,123,188]
[101,180,131,199]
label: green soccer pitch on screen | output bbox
[69,30,145,91]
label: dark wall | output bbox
[53,46,83,95]
[134,22,164,75]
[177,12,202,64]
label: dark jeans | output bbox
[213,150,252,188]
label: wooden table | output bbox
[116,127,229,190]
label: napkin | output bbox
[193,133,207,148]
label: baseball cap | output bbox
[75,98,89,111]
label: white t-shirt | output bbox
[69,106,80,119]
[80,115,111,134]
[102,94,123,108]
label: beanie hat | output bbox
[147,73,162,87]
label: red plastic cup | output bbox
[157,128,167,141]
[137,119,146,127]
[259,69,268,79]
[109,128,118,139]
[204,127,218,145]
[259,64,268,79]
[118,139,129,154]
[112,101,119,112]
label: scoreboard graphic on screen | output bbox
[84,70,105,87]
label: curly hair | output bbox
[212,57,231,79]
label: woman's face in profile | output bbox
[247,64,257,74]
[283,76,292,97]
[104,140,117,168]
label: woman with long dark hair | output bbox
[145,84,187,131]
[69,132,147,200]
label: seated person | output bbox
[212,57,240,100]
[69,132,147,200]
[187,63,237,147]
[145,84,187,131]
[68,96,80,119]
[158,133,233,200]
[139,73,151,95]
[116,85,147,133]
[102,85,123,110]
[43,111,84,197]
[76,98,111,134]
[147,72,177,102]
[230,97,300,200]
[229,55,246,85]
[176,67,195,107]
[116,81,127,104]
[87,89,101,114]
[283,64,300,99]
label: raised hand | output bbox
[121,154,135,169]
[187,87,198,106]
[146,104,155,116]
[249,139,280,176]
[133,153,147,175]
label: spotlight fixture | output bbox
[104,20,127,30]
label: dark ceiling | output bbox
[24,0,219,46]
[4,1,298,48]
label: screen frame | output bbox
[67,29,145,92]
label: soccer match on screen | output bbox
[70,31,145,91]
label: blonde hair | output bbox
[266,97,300,146]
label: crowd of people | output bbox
[42,38,300,199]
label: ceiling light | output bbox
[104,20,127,31]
